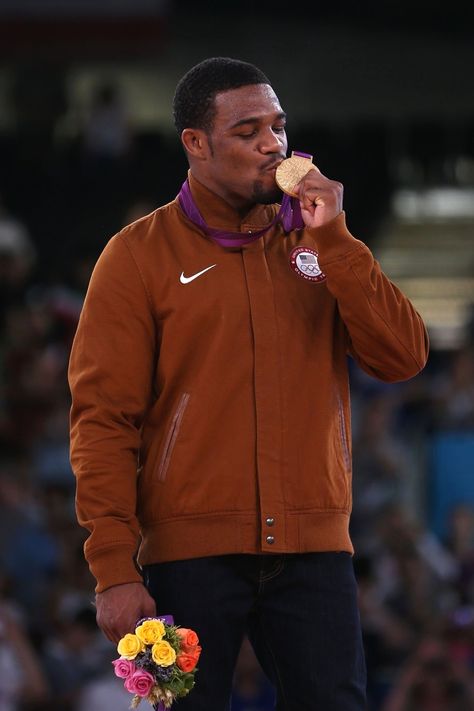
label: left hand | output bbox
[95,582,157,644]
[295,166,344,229]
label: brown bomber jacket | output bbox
[68,172,429,592]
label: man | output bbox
[68,57,429,710]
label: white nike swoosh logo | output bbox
[180,264,217,284]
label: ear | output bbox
[181,128,210,160]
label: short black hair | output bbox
[173,57,271,135]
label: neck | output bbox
[189,169,255,219]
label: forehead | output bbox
[212,84,284,128]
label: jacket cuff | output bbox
[88,545,144,593]
[306,211,367,267]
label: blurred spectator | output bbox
[0,592,49,711]
[373,505,458,632]
[48,540,96,640]
[443,608,474,672]
[32,398,74,487]
[0,197,36,324]
[0,455,60,626]
[351,393,413,553]
[82,82,132,162]
[445,504,474,606]
[431,346,474,431]
[382,635,474,711]
[466,304,474,347]
[355,555,414,710]
[42,606,111,711]
[75,672,131,711]
[76,81,137,242]
[0,301,68,450]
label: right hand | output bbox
[295,167,344,229]
[95,582,156,644]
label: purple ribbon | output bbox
[137,614,174,626]
[178,166,307,248]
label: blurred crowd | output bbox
[1,77,474,711]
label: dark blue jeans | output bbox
[143,552,367,710]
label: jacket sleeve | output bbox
[309,212,429,381]
[68,231,156,592]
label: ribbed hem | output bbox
[87,544,143,593]
[88,512,354,591]
[136,510,353,567]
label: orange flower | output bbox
[176,628,199,653]
[176,645,202,673]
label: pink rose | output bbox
[124,670,155,698]
[112,658,136,679]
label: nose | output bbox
[259,126,287,154]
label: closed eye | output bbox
[238,125,285,139]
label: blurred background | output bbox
[1,2,473,710]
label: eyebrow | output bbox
[229,111,287,130]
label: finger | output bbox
[97,608,128,643]
[305,185,343,211]
[295,174,325,203]
[299,165,320,187]
[299,189,323,212]
[303,163,324,180]
[97,612,119,643]
[299,171,341,199]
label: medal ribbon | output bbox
[177,150,312,248]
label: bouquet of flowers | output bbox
[112,615,201,710]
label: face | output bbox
[194,84,288,213]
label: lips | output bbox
[263,164,283,178]
[262,157,285,172]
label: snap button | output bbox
[266,535,275,544]
[265,517,275,526]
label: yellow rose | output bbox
[152,640,177,667]
[135,619,165,645]
[117,633,144,660]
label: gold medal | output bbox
[276,151,316,198]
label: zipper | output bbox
[157,393,190,482]
[336,393,351,471]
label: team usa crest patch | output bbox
[289,247,326,283]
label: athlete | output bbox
[69,57,429,710]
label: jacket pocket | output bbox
[336,392,351,472]
[157,392,190,482]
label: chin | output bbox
[252,181,282,205]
